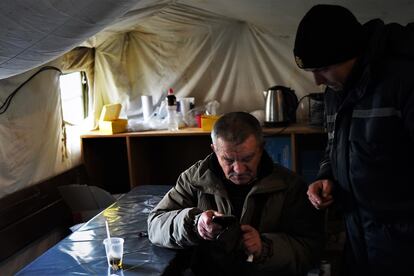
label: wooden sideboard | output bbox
[81,125,327,193]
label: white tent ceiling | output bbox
[1,0,413,80]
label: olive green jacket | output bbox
[148,153,324,275]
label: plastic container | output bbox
[167,106,179,131]
[320,260,331,276]
[308,93,325,126]
[195,114,202,128]
[166,88,178,131]
[201,115,220,131]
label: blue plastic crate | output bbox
[264,136,291,169]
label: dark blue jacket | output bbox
[318,19,414,276]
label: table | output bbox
[17,185,177,276]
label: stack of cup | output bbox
[141,95,153,122]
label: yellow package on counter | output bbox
[99,103,127,134]
[99,119,128,134]
[99,103,122,121]
[201,115,220,131]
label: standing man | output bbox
[148,112,324,275]
[294,4,414,276]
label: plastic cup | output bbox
[103,237,124,270]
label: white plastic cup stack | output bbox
[141,95,153,122]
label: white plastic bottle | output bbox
[166,88,178,131]
[320,260,331,276]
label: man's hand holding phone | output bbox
[212,215,237,228]
[197,210,225,240]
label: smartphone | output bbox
[212,215,237,228]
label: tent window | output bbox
[59,71,88,125]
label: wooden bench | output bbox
[0,165,87,262]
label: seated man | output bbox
[148,112,324,275]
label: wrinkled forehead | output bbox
[214,135,260,154]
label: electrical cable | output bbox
[297,94,311,107]
[0,66,62,115]
[270,94,312,135]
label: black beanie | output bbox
[294,5,363,69]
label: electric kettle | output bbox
[263,85,298,127]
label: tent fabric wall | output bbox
[0,65,74,198]
[0,50,92,198]
[88,4,319,121]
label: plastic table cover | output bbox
[17,185,177,276]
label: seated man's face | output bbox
[213,134,263,185]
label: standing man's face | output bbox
[307,58,356,91]
[212,135,263,185]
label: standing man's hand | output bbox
[307,179,334,209]
[241,225,262,259]
[197,210,223,240]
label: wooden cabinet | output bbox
[81,125,326,193]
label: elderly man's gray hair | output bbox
[211,112,264,146]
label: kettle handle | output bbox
[267,85,289,91]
